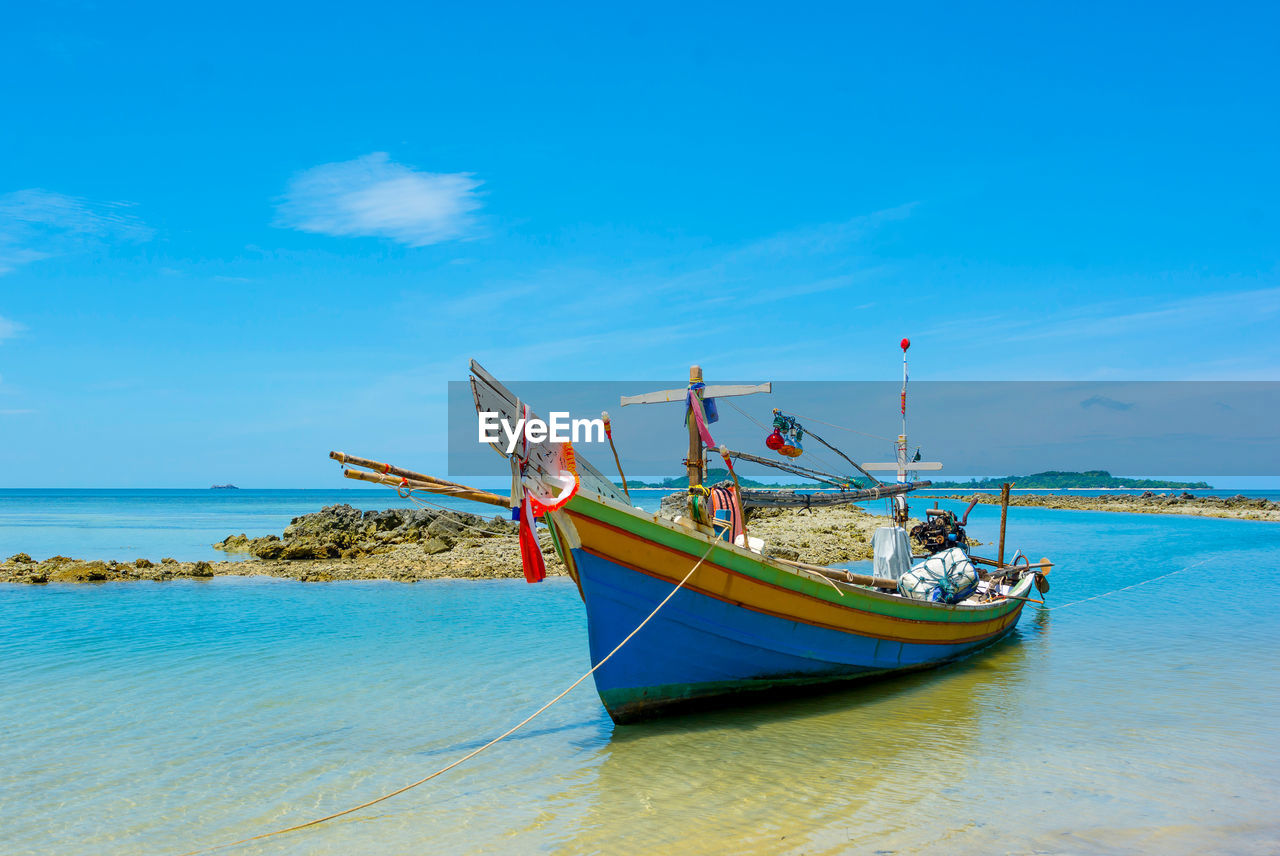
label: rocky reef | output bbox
[0,504,560,585]
[212,504,518,560]
[1,499,909,584]
[0,554,216,584]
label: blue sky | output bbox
[1,2,1277,487]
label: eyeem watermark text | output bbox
[478,411,605,454]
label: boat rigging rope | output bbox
[723,398,769,431]
[178,542,719,856]
[1042,558,1210,611]
[782,409,895,444]
[723,400,879,486]
[719,399,845,478]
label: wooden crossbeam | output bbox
[620,382,770,407]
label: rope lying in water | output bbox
[1043,558,1210,611]
[179,542,718,856]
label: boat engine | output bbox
[910,502,975,554]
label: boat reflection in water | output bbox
[546,631,1034,855]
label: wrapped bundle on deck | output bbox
[897,547,979,604]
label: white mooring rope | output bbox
[1043,558,1210,611]
[179,542,717,855]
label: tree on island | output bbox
[928,471,1210,490]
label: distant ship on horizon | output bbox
[210,484,239,490]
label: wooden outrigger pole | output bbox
[329,451,509,508]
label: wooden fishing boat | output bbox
[551,490,1037,722]
[332,351,1051,723]
[464,360,1050,723]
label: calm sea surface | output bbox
[2,492,1279,854]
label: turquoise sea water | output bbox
[2,493,1280,854]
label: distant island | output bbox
[926,471,1211,489]
[618,469,1212,490]
[210,484,240,490]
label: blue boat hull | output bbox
[573,548,1018,722]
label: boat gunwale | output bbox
[563,491,1035,623]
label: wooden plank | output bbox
[620,388,686,406]
[703,382,771,398]
[469,360,631,505]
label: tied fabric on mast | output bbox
[685,383,718,448]
[513,404,546,583]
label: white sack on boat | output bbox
[898,547,979,604]
[872,526,912,581]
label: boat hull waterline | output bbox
[552,494,1032,723]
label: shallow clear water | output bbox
[2,499,1279,854]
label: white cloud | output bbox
[0,315,23,343]
[0,189,152,274]
[275,153,482,247]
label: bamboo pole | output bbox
[737,480,927,508]
[775,557,899,590]
[329,451,482,492]
[341,468,510,507]
[970,556,1053,572]
[801,426,883,486]
[601,411,631,504]
[332,451,510,507]
[726,448,857,489]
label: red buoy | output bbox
[900,337,911,351]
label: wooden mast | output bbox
[998,481,1012,566]
[686,364,704,520]
[619,368,770,531]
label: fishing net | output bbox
[897,547,979,604]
